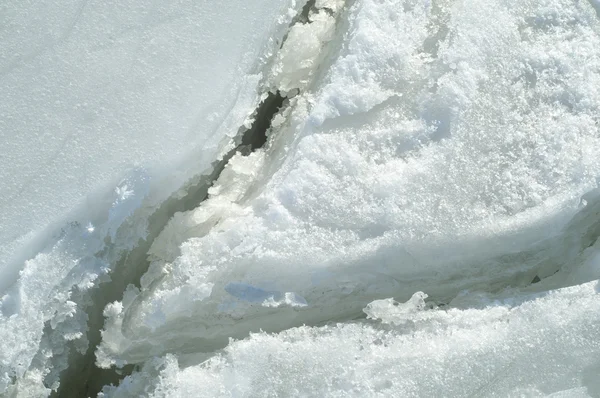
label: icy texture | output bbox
[104,282,600,397]
[268,9,339,94]
[3,0,600,395]
[363,291,428,324]
[0,0,295,285]
[98,0,600,367]
[0,0,297,394]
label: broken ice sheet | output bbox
[103,281,600,397]
[0,0,299,394]
[98,0,600,370]
[3,0,600,395]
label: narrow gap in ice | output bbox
[51,90,289,397]
[298,0,317,23]
[239,91,286,155]
[7,0,596,395]
[93,0,349,373]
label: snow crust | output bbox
[0,0,297,394]
[2,0,600,395]
[98,0,600,370]
[268,8,339,94]
[103,282,600,397]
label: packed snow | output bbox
[1,0,600,396]
[103,283,600,397]
[0,0,298,394]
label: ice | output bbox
[0,0,296,288]
[267,8,339,94]
[0,0,297,394]
[103,280,600,397]
[224,282,307,308]
[363,291,428,324]
[98,0,600,367]
[107,170,151,240]
[316,0,345,13]
[2,0,600,395]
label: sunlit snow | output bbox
[2,0,600,396]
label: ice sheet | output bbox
[103,281,600,397]
[2,0,600,395]
[98,0,600,368]
[0,0,296,394]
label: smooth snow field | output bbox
[1,0,600,396]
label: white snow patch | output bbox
[98,0,600,368]
[104,281,600,397]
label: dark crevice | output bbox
[321,7,335,16]
[52,90,288,398]
[52,1,307,395]
[239,91,286,155]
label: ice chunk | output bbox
[267,1,350,94]
[269,9,339,93]
[363,292,428,324]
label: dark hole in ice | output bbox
[239,90,286,155]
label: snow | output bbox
[0,0,297,394]
[267,8,339,94]
[98,0,600,369]
[0,0,295,287]
[103,282,600,397]
[2,0,600,396]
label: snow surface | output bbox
[2,0,600,396]
[98,0,600,365]
[103,283,600,397]
[0,0,297,394]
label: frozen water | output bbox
[224,283,307,308]
[103,282,600,397]
[363,291,428,324]
[98,0,600,368]
[0,0,298,394]
[0,0,296,288]
[2,0,600,395]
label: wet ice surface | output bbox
[3,0,600,396]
